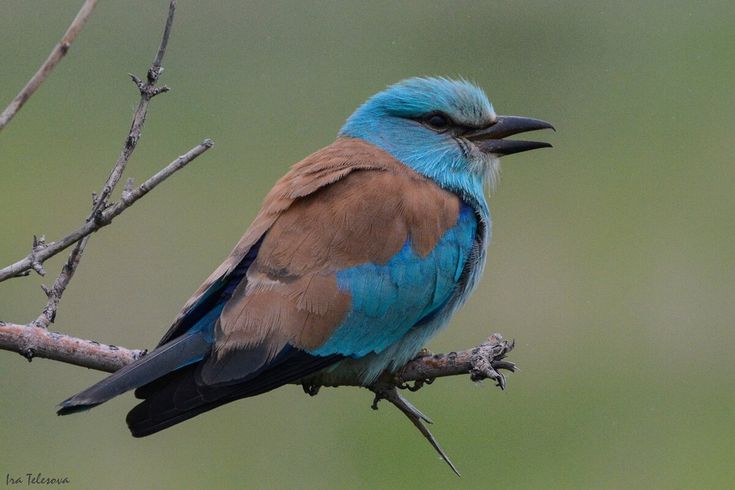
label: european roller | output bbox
[58,77,552,470]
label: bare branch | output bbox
[0,321,145,373]
[33,235,90,329]
[0,140,214,283]
[0,307,513,477]
[91,0,177,223]
[299,334,517,392]
[13,0,181,330]
[0,323,514,388]
[0,0,179,286]
[0,0,98,131]
[150,0,177,83]
[300,334,517,476]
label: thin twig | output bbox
[23,0,179,327]
[0,0,98,131]
[0,0,181,285]
[0,140,214,283]
[92,0,176,222]
[150,0,176,82]
[33,235,90,328]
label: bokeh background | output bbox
[1,1,734,488]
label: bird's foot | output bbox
[469,333,517,390]
[369,382,460,477]
[395,376,434,392]
[414,347,434,359]
[301,382,321,396]
[393,347,437,392]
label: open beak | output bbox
[465,116,554,156]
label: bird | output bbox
[58,77,552,471]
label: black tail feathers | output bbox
[57,331,211,415]
[126,350,341,437]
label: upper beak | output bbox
[465,115,555,156]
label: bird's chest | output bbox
[454,202,490,304]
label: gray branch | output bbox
[0,140,213,284]
[298,333,517,476]
[0,317,514,476]
[0,321,145,372]
[0,0,212,367]
[0,0,98,131]
[0,0,182,286]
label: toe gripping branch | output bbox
[370,334,517,477]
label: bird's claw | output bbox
[395,377,434,392]
[413,347,434,359]
[469,334,517,389]
[301,383,321,396]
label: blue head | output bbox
[339,77,553,208]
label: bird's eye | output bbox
[426,114,450,131]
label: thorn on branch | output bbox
[22,348,35,362]
[369,383,459,477]
[302,383,321,396]
[92,208,107,226]
[147,66,163,84]
[122,177,134,202]
[129,73,144,89]
[30,235,47,276]
[32,235,46,250]
[129,73,170,98]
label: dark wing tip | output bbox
[57,398,100,416]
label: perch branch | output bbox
[0,0,98,131]
[300,333,517,476]
[0,308,513,476]
[0,321,145,372]
[373,335,516,476]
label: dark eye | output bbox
[426,113,450,131]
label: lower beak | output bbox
[465,115,554,156]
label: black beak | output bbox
[465,116,554,156]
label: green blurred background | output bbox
[1,1,734,488]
